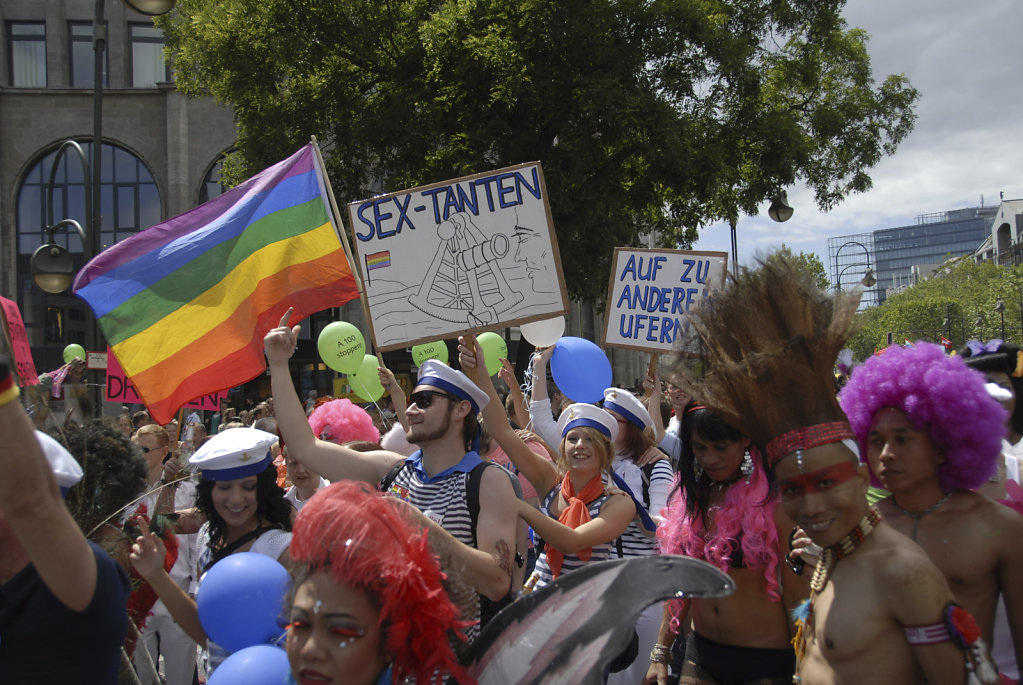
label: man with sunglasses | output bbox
[264,310,519,644]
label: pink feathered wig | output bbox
[308,398,379,445]
[290,481,469,684]
[838,342,1005,491]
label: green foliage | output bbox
[849,259,1023,360]
[158,0,918,303]
[785,245,830,290]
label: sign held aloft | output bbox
[602,248,728,353]
[346,162,568,352]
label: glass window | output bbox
[198,154,230,204]
[68,22,108,88]
[8,22,46,87]
[130,23,168,87]
[16,141,160,256]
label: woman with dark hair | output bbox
[645,405,807,685]
[130,427,293,675]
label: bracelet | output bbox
[649,642,672,664]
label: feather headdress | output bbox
[674,250,861,464]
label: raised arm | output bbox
[130,518,207,645]
[517,494,635,554]
[527,346,562,449]
[0,361,99,612]
[458,337,559,497]
[264,309,402,484]
[378,364,410,433]
[498,357,530,429]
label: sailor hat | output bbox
[188,427,278,481]
[417,359,490,413]
[602,387,653,430]
[35,431,83,496]
[557,403,619,442]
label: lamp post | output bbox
[28,1,176,418]
[728,192,794,278]
[996,299,1006,340]
[833,240,874,299]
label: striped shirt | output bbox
[531,485,612,589]
[383,450,482,642]
[612,456,674,558]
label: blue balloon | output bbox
[208,645,291,685]
[196,552,290,653]
[550,337,612,403]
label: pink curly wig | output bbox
[838,342,1005,491]
[656,458,781,630]
[308,398,379,445]
[290,481,469,684]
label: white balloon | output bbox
[520,316,566,347]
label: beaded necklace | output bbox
[792,507,882,683]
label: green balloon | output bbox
[412,340,449,366]
[63,344,86,364]
[349,354,385,402]
[317,321,365,375]
[477,332,508,377]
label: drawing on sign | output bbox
[409,212,523,326]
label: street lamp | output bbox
[728,192,794,278]
[996,299,1006,340]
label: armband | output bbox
[903,621,950,645]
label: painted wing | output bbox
[461,555,734,685]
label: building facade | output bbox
[829,205,997,306]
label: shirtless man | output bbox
[263,310,519,640]
[773,438,970,684]
[840,342,1023,675]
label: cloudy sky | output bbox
[692,0,1022,275]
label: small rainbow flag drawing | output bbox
[365,250,391,271]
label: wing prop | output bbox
[462,554,734,684]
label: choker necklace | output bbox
[809,507,882,593]
[890,491,951,541]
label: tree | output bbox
[848,259,1023,360]
[159,0,918,303]
[786,246,830,290]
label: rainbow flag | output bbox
[365,250,391,271]
[73,144,359,423]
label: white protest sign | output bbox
[346,162,568,351]
[602,248,728,353]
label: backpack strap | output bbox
[378,458,410,493]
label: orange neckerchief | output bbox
[546,472,606,579]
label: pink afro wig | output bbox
[838,342,1005,491]
[308,398,379,445]
[291,481,469,684]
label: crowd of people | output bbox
[2,250,1022,684]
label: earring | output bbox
[741,448,754,485]
[693,460,703,482]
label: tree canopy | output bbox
[159,0,918,302]
[848,259,1023,360]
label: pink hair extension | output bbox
[291,481,470,684]
[838,343,1005,491]
[657,458,781,630]
[308,398,380,446]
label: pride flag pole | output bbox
[309,137,383,368]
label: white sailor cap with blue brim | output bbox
[417,359,490,414]
[36,431,83,497]
[602,387,653,430]
[188,427,278,481]
[557,403,619,443]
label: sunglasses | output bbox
[139,445,165,454]
[408,390,456,410]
